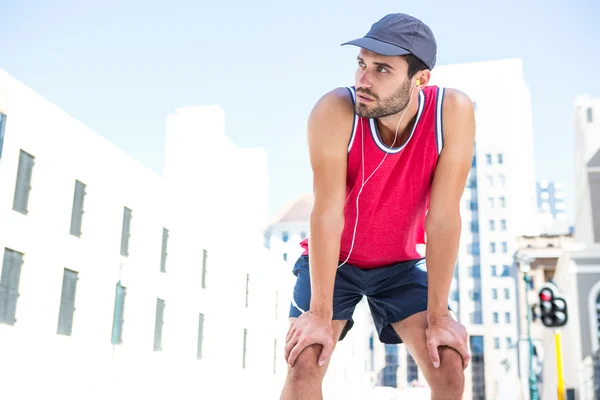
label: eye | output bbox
[377,66,389,73]
[358,60,366,68]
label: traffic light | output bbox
[538,282,568,328]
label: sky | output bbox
[1,0,599,222]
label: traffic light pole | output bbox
[555,330,565,400]
[524,274,540,400]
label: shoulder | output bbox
[440,88,475,144]
[309,87,355,122]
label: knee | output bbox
[287,344,325,384]
[429,346,464,398]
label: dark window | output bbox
[160,228,169,272]
[154,298,165,351]
[13,150,35,214]
[69,180,86,237]
[120,207,132,257]
[57,269,78,336]
[0,248,24,325]
[0,113,6,160]
[111,281,126,345]
[197,313,204,360]
[201,249,208,289]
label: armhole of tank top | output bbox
[435,87,446,157]
[346,87,359,153]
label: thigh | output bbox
[391,311,463,384]
[288,255,364,340]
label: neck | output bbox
[376,90,420,147]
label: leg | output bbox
[280,319,348,400]
[392,311,464,400]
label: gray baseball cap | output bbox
[341,13,437,70]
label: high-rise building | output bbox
[536,180,569,234]
[429,58,538,400]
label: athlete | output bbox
[280,13,475,400]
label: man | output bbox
[281,13,475,400]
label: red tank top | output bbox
[300,85,445,269]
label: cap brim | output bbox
[341,37,411,57]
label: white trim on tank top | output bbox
[347,87,359,152]
[435,87,445,155]
[369,90,425,154]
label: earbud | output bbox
[416,78,421,86]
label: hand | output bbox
[425,314,470,370]
[285,311,334,368]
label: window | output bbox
[470,336,486,400]
[201,249,208,289]
[494,338,500,349]
[506,337,513,348]
[0,113,6,160]
[242,328,248,368]
[488,197,494,208]
[505,312,511,324]
[13,150,35,215]
[493,312,499,324]
[470,311,483,324]
[501,265,511,277]
[245,273,250,307]
[470,289,481,301]
[472,155,477,167]
[468,243,480,256]
[499,197,506,208]
[501,242,508,253]
[283,253,288,262]
[197,313,204,360]
[407,352,419,383]
[120,207,132,257]
[486,154,492,165]
[497,154,503,164]
[273,339,278,374]
[489,220,495,231]
[499,174,505,186]
[0,248,24,325]
[300,231,307,239]
[160,228,169,272]
[111,281,126,345]
[504,288,510,300]
[470,200,478,211]
[491,265,497,276]
[282,231,289,242]
[469,265,481,278]
[490,243,496,253]
[471,221,479,233]
[154,299,165,351]
[57,269,79,336]
[492,289,498,300]
[69,180,86,237]
[500,219,507,231]
[587,107,593,123]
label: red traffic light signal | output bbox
[538,283,568,328]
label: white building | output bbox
[430,58,538,400]
[0,69,301,400]
[536,180,570,235]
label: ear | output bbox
[415,70,432,87]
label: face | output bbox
[354,49,412,118]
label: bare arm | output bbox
[307,88,354,318]
[425,88,475,368]
[284,88,354,367]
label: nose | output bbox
[356,69,372,89]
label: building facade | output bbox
[430,58,539,400]
[0,69,301,400]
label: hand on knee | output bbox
[429,346,464,397]
[287,344,326,384]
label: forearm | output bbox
[308,212,344,318]
[425,215,461,319]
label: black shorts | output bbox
[288,255,430,344]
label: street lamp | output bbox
[515,254,539,400]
